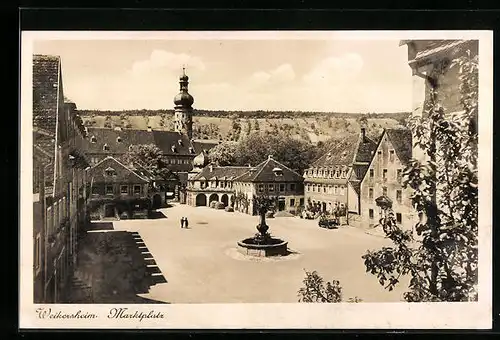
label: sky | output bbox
[34,39,413,113]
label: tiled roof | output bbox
[386,128,412,165]
[408,40,472,65]
[234,157,304,183]
[312,130,377,169]
[191,139,219,154]
[87,156,149,184]
[84,128,197,156]
[312,134,360,167]
[354,134,378,163]
[349,181,361,195]
[33,54,60,136]
[193,165,250,181]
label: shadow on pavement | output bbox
[86,222,115,231]
[148,210,167,219]
[67,230,169,304]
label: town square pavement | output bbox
[100,203,409,303]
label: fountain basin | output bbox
[237,238,288,257]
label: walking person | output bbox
[180,217,185,228]
[184,217,189,229]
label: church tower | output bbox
[173,67,194,139]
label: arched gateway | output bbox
[195,194,207,206]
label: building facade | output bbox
[303,128,378,216]
[400,39,479,162]
[33,54,89,303]
[86,156,151,220]
[233,156,305,215]
[359,128,415,231]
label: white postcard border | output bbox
[20,30,493,329]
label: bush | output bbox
[265,211,275,218]
[215,202,225,209]
[210,201,217,208]
[225,206,234,212]
[298,270,362,303]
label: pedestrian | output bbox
[180,217,185,228]
[184,217,189,229]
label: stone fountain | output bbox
[237,195,288,257]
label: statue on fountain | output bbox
[253,194,276,244]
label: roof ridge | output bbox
[93,156,150,182]
[268,158,303,178]
[251,158,271,181]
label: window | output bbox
[34,234,41,271]
[279,183,285,192]
[334,186,338,194]
[268,184,275,192]
[369,188,373,199]
[258,184,264,193]
[121,185,128,194]
[369,209,374,219]
[116,137,122,143]
[103,143,109,151]
[396,190,402,204]
[134,185,141,195]
[389,150,395,162]
[335,170,340,178]
[342,170,347,178]
[369,169,374,178]
[177,159,182,165]
[340,186,345,195]
[383,187,388,196]
[377,150,382,157]
[106,185,114,194]
[53,201,59,229]
[90,136,97,143]
[104,167,116,177]
[46,207,53,235]
[290,183,296,191]
[323,186,327,193]
[300,198,304,206]
[397,169,402,182]
[312,185,316,192]
[383,169,388,179]
[396,213,402,224]
[290,198,295,207]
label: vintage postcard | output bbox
[20,30,492,329]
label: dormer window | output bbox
[178,139,183,146]
[104,167,116,177]
[116,136,122,143]
[171,145,177,152]
[272,167,283,176]
[129,145,134,151]
[90,135,97,143]
[189,147,194,154]
[103,143,109,151]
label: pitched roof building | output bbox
[359,128,414,231]
[304,128,378,216]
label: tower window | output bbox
[369,209,374,219]
[396,213,402,224]
[369,169,374,178]
[368,188,373,199]
[383,187,388,196]
[383,169,388,179]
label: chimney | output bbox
[361,128,366,142]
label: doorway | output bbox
[104,204,115,218]
[278,198,286,211]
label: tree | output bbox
[362,50,478,302]
[121,144,173,181]
[298,270,362,303]
[208,141,239,166]
[234,132,316,174]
